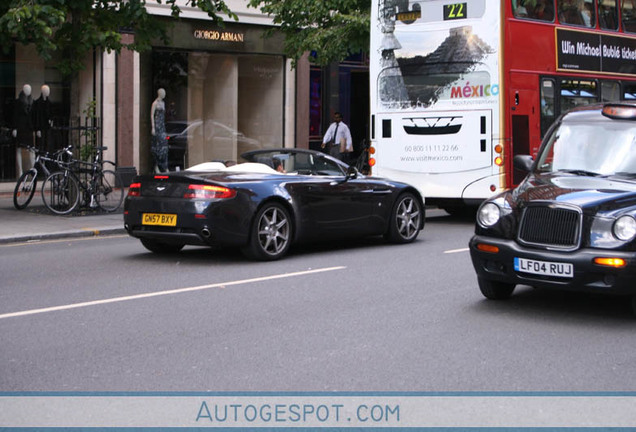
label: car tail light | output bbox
[128,182,141,197]
[184,184,236,199]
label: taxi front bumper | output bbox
[469,235,636,295]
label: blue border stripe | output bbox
[2,392,636,397]
[0,428,634,432]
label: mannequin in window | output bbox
[150,88,168,173]
[33,84,52,153]
[12,84,34,177]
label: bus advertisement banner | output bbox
[370,0,500,178]
[557,28,636,76]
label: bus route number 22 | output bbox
[443,3,467,20]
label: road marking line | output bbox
[0,266,346,320]
[444,247,469,254]
[0,234,129,247]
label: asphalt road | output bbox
[1,211,636,392]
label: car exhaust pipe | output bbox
[201,227,211,239]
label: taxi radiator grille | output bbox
[518,206,580,248]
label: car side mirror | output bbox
[513,155,534,172]
[345,165,358,180]
[332,166,358,185]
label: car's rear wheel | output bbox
[140,238,184,254]
[242,202,292,261]
[478,277,516,299]
[385,192,423,243]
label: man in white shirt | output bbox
[321,112,353,163]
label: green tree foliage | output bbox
[0,0,237,77]
[247,0,370,67]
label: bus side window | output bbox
[623,0,636,32]
[512,0,530,18]
[601,81,620,102]
[624,83,636,100]
[540,79,556,139]
[558,0,594,26]
[599,0,618,30]
[513,0,555,20]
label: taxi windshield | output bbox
[535,121,636,177]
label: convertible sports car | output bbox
[124,149,424,260]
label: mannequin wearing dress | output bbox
[33,84,52,152]
[150,88,168,173]
[13,84,34,177]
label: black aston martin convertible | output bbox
[124,149,425,260]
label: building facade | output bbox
[0,1,367,189]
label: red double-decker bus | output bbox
[369,0,636,213]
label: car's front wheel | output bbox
[385,192,423,243]
[478,277,516,299]
[140,238,185,254]
[242,202,292,261]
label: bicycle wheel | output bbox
[95,169,124,212]
[13,169,38,210]
[41,171,80,215]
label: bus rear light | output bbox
[183,184,236,199]
[368,157,376,167]
[490,184,497,192]
[369,146,376,155]
[495,156,504,166]
[594,257,626,268]
[128,182,141,197]
[494,144,503,153]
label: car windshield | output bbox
[535,120,636,176]
[242,151,347,176]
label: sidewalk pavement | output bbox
[0,192,126,244]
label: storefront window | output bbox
[0,44,70,181]
[152,50,284,167]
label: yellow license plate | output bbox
[142,213,177,226]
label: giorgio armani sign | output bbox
[556,28,636,75]
[193,29,245,43]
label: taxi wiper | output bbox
[557,169,601,177]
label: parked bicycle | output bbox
[13,145,73,210]
[41,146,124,215]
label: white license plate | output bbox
[514,257,573,278]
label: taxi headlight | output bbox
[478,202,501,227]
[613,215,636,241]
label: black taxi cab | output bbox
[469,101,636,312]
